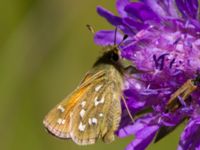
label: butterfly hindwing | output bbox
[70,79,122,145]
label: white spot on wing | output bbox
[57,118,62,124]
[88,118,92,125]
[80,109,86,118]
[81,101,86,108]
[57,118,65,125]
[61,119,65,124]
[95,84,103,92]
[88,118,98,125]
[78,122,86,131]
[57,105,65,112]
[92,118,98,125]
[94,97,105,106]
[99,113,103,117]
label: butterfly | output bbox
[166,74,200,112]
[155,74,200,142]
[43,27,137,145]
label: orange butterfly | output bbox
[43,27,136,145]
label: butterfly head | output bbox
[193,73,200,86]
[86,25,127,70]
[104,45,121,61]
[103,33,128,63]
[94,45,122,67]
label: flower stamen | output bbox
[169,58,176,69]
[173,37,181,45]
[153,54,169,70]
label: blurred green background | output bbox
[0,0,184,150]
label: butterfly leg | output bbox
[121,95,134,122]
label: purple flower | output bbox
[94,0,200,150]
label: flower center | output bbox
[153,53,169,70]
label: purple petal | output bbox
[123,17,148,31]
[97,6,123,26]
[144,0,180,18]
[94,30,123,46]
[118,122,145,138]
[175,0,198,19]
[126,125,159,150]
[178,117,200,150]
[141,0,167,18]
[185,0,198,19]
[116,0,130,17]
[135,125,159,139]
[118,114,159,137]
[167,0,180,18]
[124,2,160,22]
[175,0,188,18]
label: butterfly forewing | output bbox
[43,84,92,138]
[43,70,105,139]
[43,64,123,145]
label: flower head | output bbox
[95,0,200,150]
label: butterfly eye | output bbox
[111,52,119,62]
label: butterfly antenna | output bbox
[114,27,118,46]
[121,95,134,122]
[86,24,95,34]
[118,34,128,47]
